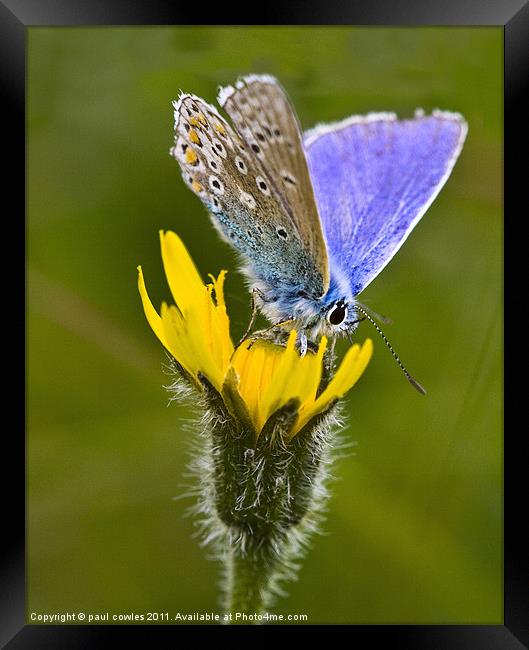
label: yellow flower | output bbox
[138,231,373,437]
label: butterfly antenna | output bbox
[354,305,427,395]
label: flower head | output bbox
[138,231,372,437]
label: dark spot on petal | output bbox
[256,132,265,142]
[251,143,260,153]
[276,228,287,239]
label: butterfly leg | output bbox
[246,318,295,349]
[321,334,338,385]
[297,331,308,357]
[238,288,261,345]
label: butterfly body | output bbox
[170,75,467,346]
[241,256,359,339]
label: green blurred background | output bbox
[28,27,502,624]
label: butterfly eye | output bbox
[327,302,348,326]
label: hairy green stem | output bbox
[227,541,277,621]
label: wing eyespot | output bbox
[235,156,247,174]
[210,196,222,213]
[212,139,227,158]
[209,176,225,195]
[256,176,270,196]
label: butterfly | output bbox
[170,74,467,390]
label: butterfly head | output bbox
[320,297,364,338]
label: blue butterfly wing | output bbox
[304,111,467,296]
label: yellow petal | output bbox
[178,290,225,391]
[295,338,373,433]
[259,331,299,426]
[207,271,234,370]
[137,266,167,349]
[231,340,281,430]
[160,302,196,379]
[321,337,373,401]
[159,230,205,315]
[294,336,328,409]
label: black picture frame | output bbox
[5,0,527,645]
